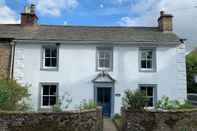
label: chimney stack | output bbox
[21,4,38,26]
[158,11,173,32]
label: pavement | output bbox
[103,118,118,131]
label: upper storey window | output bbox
[96,47,113,71]
[139,47,156,72]
[42,45,59,70]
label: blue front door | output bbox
[97,88,111,117]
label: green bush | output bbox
[80,100,97,110]
[122,89,148,110]
[156,96,193,110]
[186,50,197,93]
[112,114,122,131]
[0,79,30,111]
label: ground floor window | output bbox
[40,83,58,108]
[139,85,156,107]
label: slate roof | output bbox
[0,24,180,44]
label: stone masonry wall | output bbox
[0,108,103,131]
[122,108,197,131]
[0,42,11,79]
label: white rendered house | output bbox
[0,5,187,117]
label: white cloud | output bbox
[118,0,197,50]
[100,4,104,9]
[35,0,79,17]
[63,21,68,25]
[0,5,19,24]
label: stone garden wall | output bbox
[122,108,197,131]
[0,107,103,131]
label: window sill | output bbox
[39,106,53,112]
[40,67,59,71]
[139,68,156,72]
[96,68,113,72]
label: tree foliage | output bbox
[122,89,148,110]
[0,79,30,111]
[186,49,197,93]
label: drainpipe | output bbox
[9,41,15,80]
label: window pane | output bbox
[147,88,153,96]
[45,58,51,67]
[141,60,147,68]
[50,96,56,105]
[43,96,49,106]
[50,85,57,95]
[104,59,110,68]
[51,48,57,57]
[99,59,105,68]
[105,52,110,59]
[147,51,153,59]
[97,48,112,70]
[140,86,154,107]
[147,60,152,68]
[148,98,153,106]
[45,48,51,57]
[51,58,57,67]
[99,52,105,58]
[43,85,49,95]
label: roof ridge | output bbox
[0,24,158,29]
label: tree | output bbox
[0,79,31,111]
[186,49,197,93]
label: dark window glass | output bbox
[147,87,153,96]
[50,96,56,105]
[51,58,57,67]
[51,48,57,57]
[43,85,49,95]
[43,96,49,106]
[45,58,51,67]
[141,60,147,68]
[147,60,152,68]
[50,85,57,95]
[148,98,153,106]
[45,48,51,57]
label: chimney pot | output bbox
[30,4,35,14]
[158,11,173,32]
[160,11,164,16]
[21,4,38,26]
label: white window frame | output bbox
[96,47,113,71]
[139,47,156,72]
[40,83,58,109]
[41,45,59,70]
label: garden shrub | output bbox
[156,96,193,110]
[80,99,97,110]
[0,79,30,111]
[122,89,148,110]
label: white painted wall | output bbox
[13,42,187,114]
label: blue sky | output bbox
[1,0,142,25]
[0,0,197,50]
